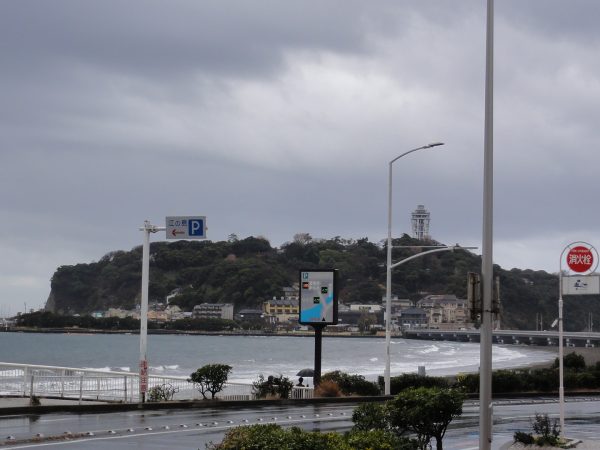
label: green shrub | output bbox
[351,402,390,432]
[252,374,294,399]
[285,426,348,450]
[563,371,596,390]
[208,424,347,450]
[345,430,417,450]
[523,368,558,392]
[378,373,448,395]
[315,380,342,397]
[456,368,562,394]
[552,352,586,372]
[492,370,523,393]
[455,373,479,393]
[322,371,380,396]
[535,435,560,447]
[531,413,560,446]
[148,383,178,401]
[513,431,534,445]
[276,376,294,399]
[209,424,419,450]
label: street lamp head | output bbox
[425,142,444,148]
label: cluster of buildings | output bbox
[258,289,471,332]
[88,288,472,331]
[89,269,471,332]
[96,303,236,323]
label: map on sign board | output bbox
[298,270,338,326]
[562,275,600,296]
[165,216,207,240]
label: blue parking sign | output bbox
[189,219,205,237]
[166,216,207,240]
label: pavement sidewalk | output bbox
[0,396,106,408]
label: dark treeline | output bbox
[15,311,237,332]
[44,233,600,331]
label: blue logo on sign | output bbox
[188,219,204,237]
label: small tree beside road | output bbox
[388,387,465,450]
[350,387,465,450]
[188,364,232,399]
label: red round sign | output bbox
[566,246,594,273]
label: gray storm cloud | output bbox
[1,1,600,312]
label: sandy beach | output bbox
[529,346,600,368]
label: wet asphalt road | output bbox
[2,397,600,449]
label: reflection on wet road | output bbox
[2,397,600,449]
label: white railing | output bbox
[0,362,313,403]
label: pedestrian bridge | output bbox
[403,329,600,348]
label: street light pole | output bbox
[480,0,495,448]
[385,142,444,396]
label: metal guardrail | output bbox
[0,362,313,403]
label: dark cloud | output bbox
[2,1,600,312]
[500,0,600,41]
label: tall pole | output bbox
[384,143,444,396]
[138,220,165,402]
[385,161,393,395]
[558,270,565,437]
[480,0,494,448]
[139,221,151,402]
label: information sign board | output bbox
[562,275,600,296]
[299,270,338,325]
[165,216,207,240]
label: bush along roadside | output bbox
[455,352,600,394]
[322,371,381,396]
[210,386,465,450]
[513,413,561,447]
[252,375,294,399]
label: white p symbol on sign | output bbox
[188,219,204,237]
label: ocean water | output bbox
[0,332,557,382]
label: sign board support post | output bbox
[558,284,565,436]
[558,241,599,437]
[313,324,325,387]
[137,216,205,403]
[138,221,164,402]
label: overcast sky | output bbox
[2,1,600,315]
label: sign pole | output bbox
[558,241,599,436]
[313,324,324,387]
[139,221,152,403]
[558,272,565,437]
[138,221,165,402]
[138,216,204,402]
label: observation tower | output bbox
[411,205,430,240]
